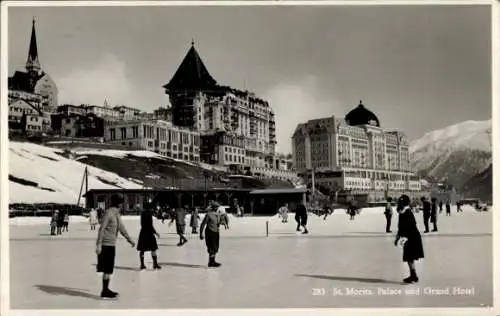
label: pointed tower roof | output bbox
[163,41,217,92]
[26,18,41,73]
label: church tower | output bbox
[25,18,41,78]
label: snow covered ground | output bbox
[9,207,492,309]
[9,142,142,205]
[74,148,228,172]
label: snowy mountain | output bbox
[410,120,492,196]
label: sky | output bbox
[7,4,491,154]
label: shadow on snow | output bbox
[35,284,101,300]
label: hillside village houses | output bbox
[7,19,296,182]
[8,19,57,133]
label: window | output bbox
[110,128,116,140]
[148,141,153,147]
[132,126,139,138]
[120,127,127,139]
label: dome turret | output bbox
[344,101,380,127]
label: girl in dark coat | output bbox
[394,194,424,284]
[137,202,161,270]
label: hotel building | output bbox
[104,119,201,162]
[292,101,421,200]
[162,42,277,169]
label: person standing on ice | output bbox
[96,194,136,299]
[384,197,393,233]
[216,202,230,230]
[170,205,188,246]
[348,202,357,220]
[63,212,70,232]
[190,207,200,234]
[278,202,289,223]
[430,198,438,232]
[137,200,161,270]
[56,210,65,235]
[439,200,443,213]
[50,210,58,236]
[200,201,222,267]
[89,208,98,231]
[420,197,431,233]
[445,200,451,216]
[295,202,309,234]
[394,194,424,284]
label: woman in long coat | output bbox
[137,201,161,270]
[394,194,424,284]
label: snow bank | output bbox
[9,142,142,205]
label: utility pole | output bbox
[311,167,316,197]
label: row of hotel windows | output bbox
[224,154,244,164]
[224,147,245,155]
[10,107,36,113]
[108,126,199,144]
[319,179,410,189]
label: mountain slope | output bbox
[461,163,492,203]
[410,120,492,196]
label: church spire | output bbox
[26,17,41,75]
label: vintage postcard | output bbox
[1,1,496,315]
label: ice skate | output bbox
[101,289,119,299]
[153,264,162,270]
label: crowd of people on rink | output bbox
[92,195,230,299]
[47,190,486,300]
[49,209,70,235]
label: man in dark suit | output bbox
[384,197,393,233]
[420,197,431,233]
[295,202,309,234]
[430,198,438,232]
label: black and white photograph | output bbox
[2,1,495,312]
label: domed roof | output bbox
[344,101,380,127]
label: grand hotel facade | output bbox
[292,101,421,201]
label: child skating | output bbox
[137,201,161,270]
[190,207,200,234]
[200,202,222,268]
[170,206,188,246]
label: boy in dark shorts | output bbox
[200,202,222,267]
[96,194,136,299]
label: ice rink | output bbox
[9,207,493,309]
